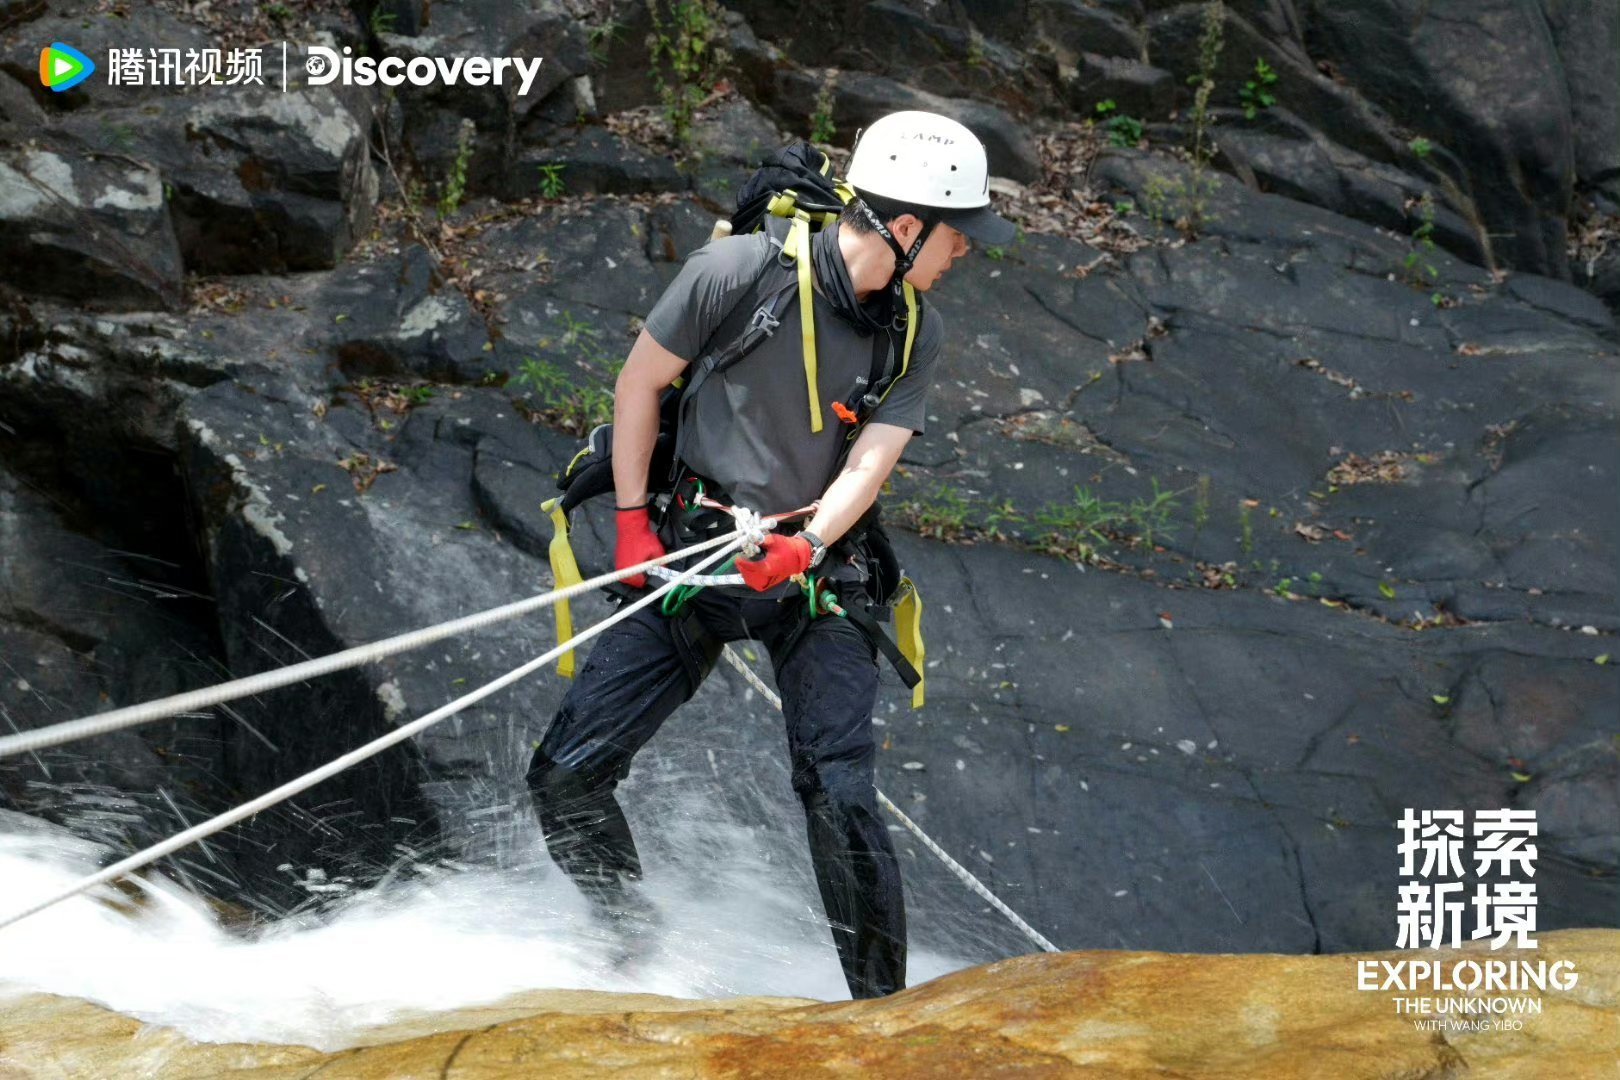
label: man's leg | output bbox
[767,610,907,999]
[527,602,709,915]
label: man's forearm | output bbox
[804,460,887,546]
[611,381,664,507]
[802,424,912,546]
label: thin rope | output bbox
[717,645,1060,954]
[647,567,745,587]
[0,532,742,760]
[0,537,747,934]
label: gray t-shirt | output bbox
[643,225,943,516]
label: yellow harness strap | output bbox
[893,576,925,709]
[781,211,822,433]
[540,497,584,678]
[901,283,918,372]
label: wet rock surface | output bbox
[0,929,1614,1077]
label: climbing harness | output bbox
[652,474,926,706]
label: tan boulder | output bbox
[1,929,1612,1078]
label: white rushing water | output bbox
[0,808,981,1052]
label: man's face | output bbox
[898,220,970,292]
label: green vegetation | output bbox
[368,6,396,35]
[1403,189,1440,292]
[537,162,567,200]
[515,357,617,435]
[898,485,977,541]
[1190,473,1211,558]
[438,120,476,219]
[1409,136,1432,159]
[512,310,623,436]
[1144,2,1226,238]
[965,30,990,72]
[1238,58,1277,120]
[1095,99,1144,149]
[647,0,730,146]
[810,80,837,144]
[587,17,624,64]
[1127,477,1179,550]
[889,478,1185,565]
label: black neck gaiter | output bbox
[811,222,894,335]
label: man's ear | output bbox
[888,213,923,246]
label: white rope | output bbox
[729,506,773,558]
[717,646,1060,954]
[647,567,745,587]
[0,536,747,934]
[0,532,742,760]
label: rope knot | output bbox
[730,506,774,558]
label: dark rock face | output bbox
[0,148,185,311]
[0,0,1612,965]
[1297,0,1576,278]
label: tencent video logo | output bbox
[38,42,94,92]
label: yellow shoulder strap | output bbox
[900,282,919,378]
[893,576,925,709]
[781,212,822,433]
[540,498,584,678]
[857,284,920,426]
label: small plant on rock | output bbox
[1238,57,1277,120]
[537,162,567,200]
[1141,1,1226,239]
[438,119,476,219]
[810,79,837,144]
[894,484,978,542]
[1403,189,1440,289]
[1125,477,1182,550]
[647,0,731,146]
[587,17,625,64]
[1095,99,1144,149]
[1033,486,1124,563]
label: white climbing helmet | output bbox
[846,110,1015,244]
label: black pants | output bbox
[526,587,907,999]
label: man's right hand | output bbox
[614,506,665,588]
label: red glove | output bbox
[615,507,665,588]
[737,534,814,592]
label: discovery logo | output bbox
[304,45,544,95]
[38,42,94,92]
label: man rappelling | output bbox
[527,110,1014,1000]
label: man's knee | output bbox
[793,759,878,819]
[527,744,599,809]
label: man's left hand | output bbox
[737,534,814,592]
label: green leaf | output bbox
[1378,581,1396,599]
[1509,771,1532,783]
[1432,694,1450,705]
[1596,654,1611,665]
